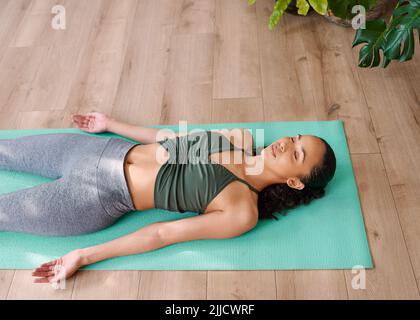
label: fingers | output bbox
[71,115,92,130]
[32,260,57,278]
[33,277,52,284]
[33,258,67,284]
[72,115,88,123]
[32,271,55,277]
[33,266,53,272]
[71,114,94,121]
[74,119,88,128]
[32,266,59,283]
[40,260,58,267]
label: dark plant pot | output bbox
[324,0,388,27]
[285,0,299,15]
[284,0,313,16]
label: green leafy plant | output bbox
[248,0,420,68]
[353,0,420,67]
[247,0,328,29]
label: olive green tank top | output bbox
[154,130,259,214]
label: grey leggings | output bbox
[0,133,140,236]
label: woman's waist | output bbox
[96,137,140,216]
[123,160,160,211]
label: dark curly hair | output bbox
[254,137,336,220]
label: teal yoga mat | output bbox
[0,120,372,270]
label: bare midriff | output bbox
[123,143,169,211]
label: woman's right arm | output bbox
[107,119,163,144]
[107,123,254,148]
[72,113,253,147]
[72,112,181,144]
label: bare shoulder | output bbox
[220,186,259,226]
[224,200,259,228]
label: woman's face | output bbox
[261,134,326,189]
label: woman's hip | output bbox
[95,137,140,219]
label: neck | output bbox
[240,154,283,192]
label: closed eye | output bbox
[290,137,295,156]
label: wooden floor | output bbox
[0,0,419,300]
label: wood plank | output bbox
[0,270,14,299]
[7,270,75,299]
[138,271,207,300]
[404,45,420,102]
[24,45,81,111]
[207,271,276,299]
[258,6,378,153]
[212,97,264,123]
[157,33,214,124]
[276,271,348,300]
[10,0,103,48]
[72,271,140,300]
[15,110,66,128]
[347,30,420,293]
[256,1,316,120]
[174,0,216,35]
[0,0,32,61]
[23,1,105,112]
[0,110,19,129]
[344,154,419,299]
[299,15,379,153]
[8,0,56,48]
[377,61,420,185]
[0,46,48,113]
[0,0,11,14]
[111,0,184,125]
[213,0,261,99]
[64,0,138,118]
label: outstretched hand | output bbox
[32,249,84,285]
[71,112,111,133]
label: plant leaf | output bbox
[269,0,292,30]
[308,0,328,15]
[296,0,310,15]
[383,0,420,63]
[352,19,390,67]
[248,0,256,5]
